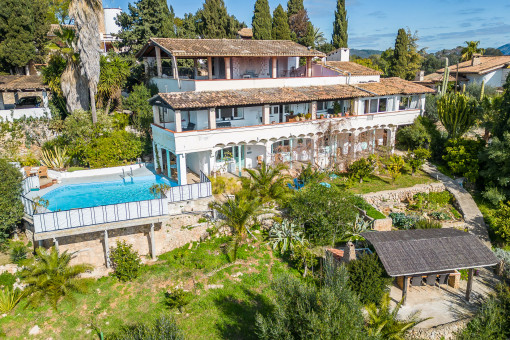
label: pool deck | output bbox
[25,164,157,200]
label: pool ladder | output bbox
[121,168,134,180]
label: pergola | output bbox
[361,229,499,304]
[0,75,50,109]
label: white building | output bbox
[136,39,434,185]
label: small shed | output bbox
[361,229,499,303]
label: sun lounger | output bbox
[425,274,437,286]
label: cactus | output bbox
[441,58,450,96]
[480,80,485,100]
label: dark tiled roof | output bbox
[324,61,383,76]
[356,77,436,95]
[0,75,49,91]
[437,56,510,75]
[154,78,434,109]
[137,38,325,58]
[361,229,499,277]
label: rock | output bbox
[206,284,224,290]
[1,314,6,318]
[188,242,193,250]
[253,229,261,234]
[231,272,243,278]
[29,325,41,335]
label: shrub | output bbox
[0,159,23,241]
[483,187,507,207]
[268,220,304,254]
[0,272,16,289]
[493,248,510,279]
[405,148,431,174]
[385,155,405,182]
[108,315,184,340]
[0,287,24,313]
[110,241,142,282]
[9,242,28,264]
[352,196,386,219]
[491,202,510,245]
[413,219,442,229]
[348,155,377,183]
[396,117,431,150]
[442,138,485,183]
[346,253,392,306]
[83,130,143,168]
[429,212,450,221]
[124,84,154,133]
[164,288,192,312]
[389,213,418,230]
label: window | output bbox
[283,104,291,113]
[216,107,244,120]
[317,101,328,111]
[158,107,174,123]
[378,98,387,112]
[271,105,280,115]
[369,99,378,113]
[215,147,234,162]
[399,96,410,110]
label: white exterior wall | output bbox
[466,69,505,88]
[0,107,51,122]
[186,151,210,175]
[103,8,122,35]
[327,48,350,62]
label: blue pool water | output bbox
[42,175,175,211]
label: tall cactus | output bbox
[480,80,485,100]
[441,58,450,96]
[437,93,477,139]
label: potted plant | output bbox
[154,145,162,174]
[305,113,312,120]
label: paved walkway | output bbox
[422,163,490,245]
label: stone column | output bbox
[466,268,474,301]
[225,57,231,79]
[306,57,312,77]
[208,107,216,129]
[387,127,396,153]
[155,46,162,77]
[207,57,213,80]
[310,101,317,120]
[350,131,359,159]
[371,129,376,153]
[174,110,182,132]
[265,142,272,165]
[42,90,49,108]
[193,59,198,79]
[177,153,187,185]
[272,56,277,78]
[262,105,270,125]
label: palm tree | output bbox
[20,247,93,310]
[461,41,485,61]
[365,293,429,340]
[69,0,103,124]
[97,55,131,114]
[244,162,289,204]
[210,196,262,261]
[312,27,326,48]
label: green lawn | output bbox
[337,170,437,195]
[0,236,297,339]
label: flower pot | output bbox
[156,167,162,174]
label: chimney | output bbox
[340,48,350,62]
[344,241,356,262]
[472,54,482,66]
[415,70,425,81]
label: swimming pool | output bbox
[42,175,175,211]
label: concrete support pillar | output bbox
[42,90,49,108]
[153,106,160,125]
[155,46,162,77]
[177,153,187,185]
[174,110,182,132]
[371,129,376,153]
[14,92,19,104]
[0,92,4,110]
[306,57,312,77]
[350,131,359,159]
[104,230,110,268]
[466,268,474,301]
[207,57,213,80]
[262,104,270,125]
[193,59,198,79]
[225,57,231,79]
[289,138,293,169]
[150,223,156,260]
[387,127,396,154]
[265,142,272,165]
[53,238,59,253]
[208,107,216,129]
[166,149,171,178]
[310,101,317,120]
[152,141,157,167]
[352,99,359,115]
[271,56,277,78]
[402,275,408,305]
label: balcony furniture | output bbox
[242,74,251,79]
[257,155,263,167]
[217,121,232,128]
[411,276,423,287]
[438,274,450,287]
[38,166,48,179]
[23,166,32,178]
[183,122,195,131]
[281,70,288,77]
[425,274,437,286]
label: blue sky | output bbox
[104,0,510,52]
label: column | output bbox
[152,141,157,168]
[271,56,277,78]
[352,99,359,115]
[14,92,19,104]
[153,106,160,125]
[371,129,376,153]
[289,139,293,169]
[262,105,270,125]
[193,59,198,79]
[465,268,474,301]
[42,90,49,108]
[350,131,359,159]
[166,149,171,178]
[265,142,272,165]
[143,57,149,75]
[174,110,182,132]
[150,223,156,260]
[0,92,4,110]
[104,230,110,268]
[177,153,187,185]
[306,57,312,77]
[208,107,216,129]
[310,101,317,120]
[387,127,396,154]
[225,57,231,79]
[207,57,213,80]
[402,276,408,305]
[155,46,162,77]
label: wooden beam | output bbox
[155,46,162,77]
[225,57,231,79]
[466,268,474,301]
[207,57,213,80]
[402,275,408,305]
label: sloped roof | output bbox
[324,61,383,76]
[47,24,76,37]
[437,56,510,75]
[237,28,253,38]
[136,38,325,59]
[152,78,434,110]
[361,229,499,277]
[0,75,49,92]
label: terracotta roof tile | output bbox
[437,56,510,75]
[324,61,383,76]
[137,38,325,58]
[237,28,253,38]
[0,75,48,91]
[356,77,435,96]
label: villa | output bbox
[136,40,435,185]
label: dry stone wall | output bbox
[407,319,469,340]
[362,182,446,208]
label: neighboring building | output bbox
[0,75,51,121]
[237,28,253,40]
[136,39,434,185]
[431,55,510,89]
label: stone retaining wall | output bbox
[362,182,446,207]
[407,319,469,340]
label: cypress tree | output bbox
[287,0,304,17]
[252,0,272,40]
[389,28,408,79]
[272,4,291,40]
[332,0,348,48]
[195,0,244,39]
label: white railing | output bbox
[22,176,40,194]
[165,180,211,203]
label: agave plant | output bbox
[268,220,304,254]
[343,214,373,243]
[41,146,69,170]
[0,287,25,313]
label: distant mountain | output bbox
[350,49,384,59]
[498,43,510,55]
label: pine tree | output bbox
[300,22,315,47]
[196,0,244,39]
[287,0,304,17]
[332,0,348,48]
[272,4,291,40]
[252,0,271,40]
[115,0,176,54]
[389,28,409,79]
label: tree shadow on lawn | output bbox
[213,287,273,340]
